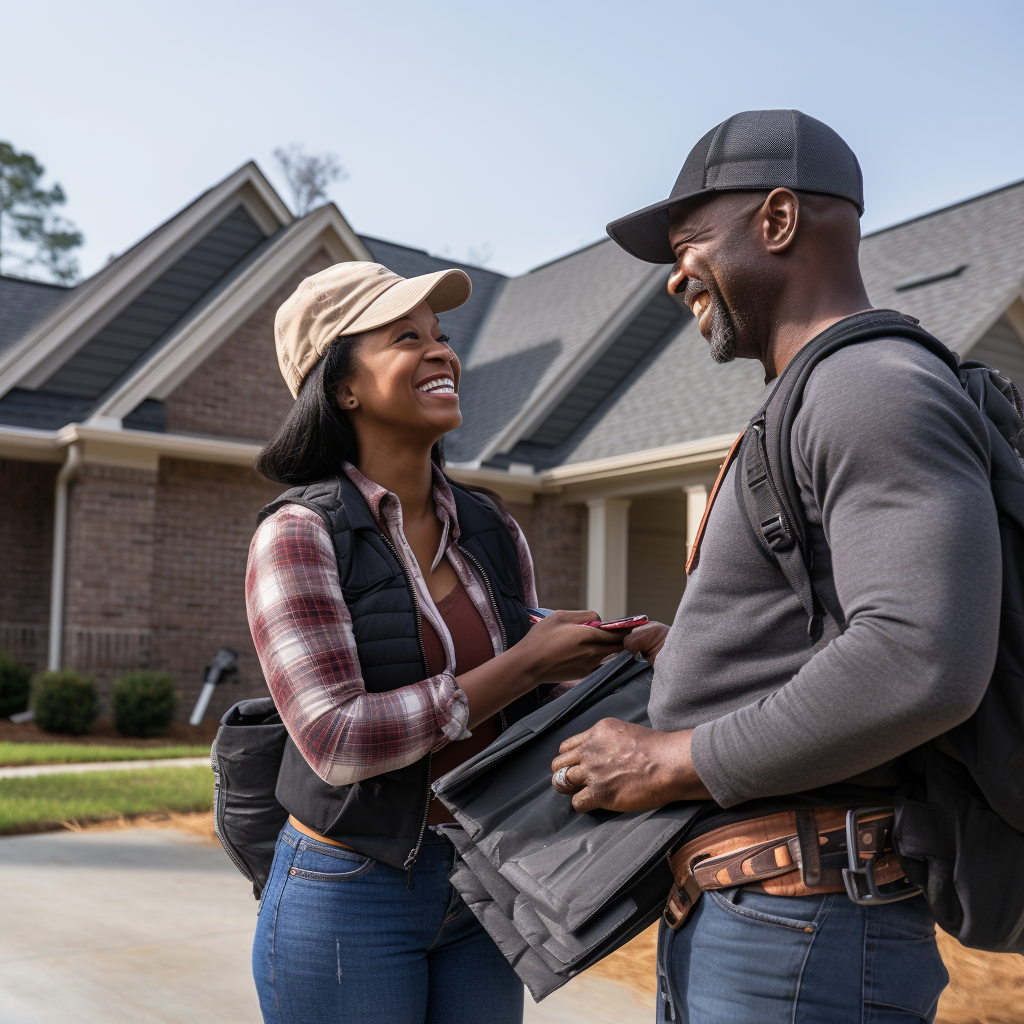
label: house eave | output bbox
[446,431,738,501]
[0,422,260,469]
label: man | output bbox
[550,110,1001,1022]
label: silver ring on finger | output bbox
[552,765,575,794]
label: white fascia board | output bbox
[1005,292,1024,344]
[448,432,738,495]
[476,265,669,463]
[0,163,293,396]
[0,422,260,466]
[88,206,371,422]
[956,276,1024,357]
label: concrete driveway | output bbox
[0,826,651,1024]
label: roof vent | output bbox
[894,264,967,292]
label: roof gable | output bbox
[2,163,290,382]
[860,178,1024,353]
[445,239,660,464]
[359,236,507,362]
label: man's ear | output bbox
[761,188,799,253]
[336,381,359,411]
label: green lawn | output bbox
[0,741,210,767]
[0,766,214,833]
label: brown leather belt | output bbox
[664,806,915,930]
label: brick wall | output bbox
[0,459,57,671]
[511,495,585,611]
[163,250,333,443]
[62,464,157,694]
[150,457,281,720]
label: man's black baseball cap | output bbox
[606,109,864,264]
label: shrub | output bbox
[32,671,98,735]
[112,671,178,738]
[0,650,32,719]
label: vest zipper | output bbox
[457,545,508,652]
[376,528,433,889]
[403,751,432,891]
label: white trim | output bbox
[48,443,82,670]
[89,205,371,421]
[0,163,293,396]
[476,265,669,462]
[585,497,632,619]
[1004,293,1024,344]
[0,422,260,467]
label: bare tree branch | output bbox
[273,145,348,215]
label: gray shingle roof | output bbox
[444,240,658,463]
[359,236,506,363]
[0,207,274,430]
[860,178,1024,354]
[0,276,75,357]
[455,178,1024,470]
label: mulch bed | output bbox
[0,717,219,747]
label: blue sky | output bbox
[4,0,1023,279]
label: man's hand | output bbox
[550,718,712,813]
[623,620,670,665]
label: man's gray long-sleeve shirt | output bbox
[650,337,1002,808]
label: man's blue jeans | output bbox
[253,823,523,1024]
[657,887,948,1023]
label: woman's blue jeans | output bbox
[657,886,949,1023]
[253,822,523,1024]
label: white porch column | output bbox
[684,484,708,558]
[586,498,632,620]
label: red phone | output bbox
[583,615,649,631]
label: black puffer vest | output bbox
[257,472,536,873]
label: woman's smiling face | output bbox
[337,300,463,446]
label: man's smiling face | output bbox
[666,192,768,364]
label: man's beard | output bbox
[683,277,736,364]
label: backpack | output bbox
[739,308,1024,953]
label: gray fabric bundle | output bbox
[432,652,701,999]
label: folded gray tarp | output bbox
[432,652,701,999]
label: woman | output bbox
[247,261,622,1024]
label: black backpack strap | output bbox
[740,309,960,641]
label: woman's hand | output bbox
[514,610,627,685]
[457,610,623,727]
[623,620,671,665]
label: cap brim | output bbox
[346,268,473,334]
[606,188,723,264]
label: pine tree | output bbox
[0,142,84,284]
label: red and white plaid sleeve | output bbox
[245,505,470,787]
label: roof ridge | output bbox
[526,237,609,274]
[359,233,508,278]
[863,175,1024,241]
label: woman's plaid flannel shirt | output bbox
[245,462,538,787]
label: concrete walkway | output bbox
[0,827,650,1024]
[0,757,210,779]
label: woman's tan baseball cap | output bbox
[274,261,473,398]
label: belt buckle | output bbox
[663,858,702,931]
[841,807,921,906]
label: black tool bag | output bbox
[738,309,1024,952]
[432,652,702,1000]
[211,697,290,899]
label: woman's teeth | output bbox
[417,377,456,394]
